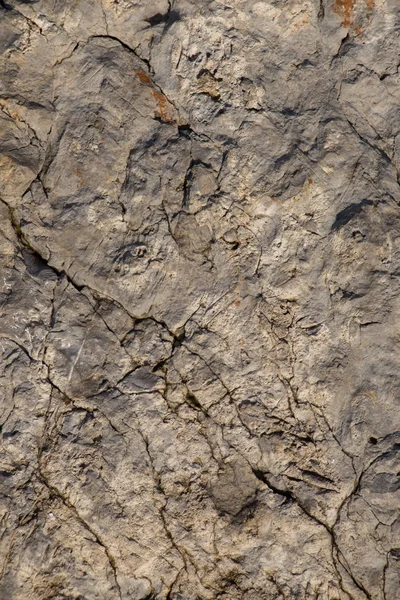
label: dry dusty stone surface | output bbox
[1,1,400,599]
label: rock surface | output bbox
[1,1,400,598]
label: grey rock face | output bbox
[1,0,400,598]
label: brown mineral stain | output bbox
[134,68,176,125]
[136,69,152,86]
[153,89,175,123]
[333,0,375,30]
[333,0,357,28]
[366,0,375,20]
[73,168,84,188]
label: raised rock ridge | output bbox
[1,1,400,599]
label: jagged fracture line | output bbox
[1,171,376,597]
[0,194,111,389]
[37,467,123,600]
[67,330,89,383]
[66,251,120,384]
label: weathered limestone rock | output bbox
[1,1,400,598]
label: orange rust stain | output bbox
[333,0,375,30]
[333,0,357,28]
[134,68,176,125]
[73,168,84,188]
[136,69,152,86]
[153,89,175,124]
[366,0,375,21]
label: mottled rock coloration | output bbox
[1,1,400,598]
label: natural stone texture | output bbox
[1,1,400,598]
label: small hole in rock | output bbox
[369,436,378,445]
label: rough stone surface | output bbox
[1,1,400,598]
